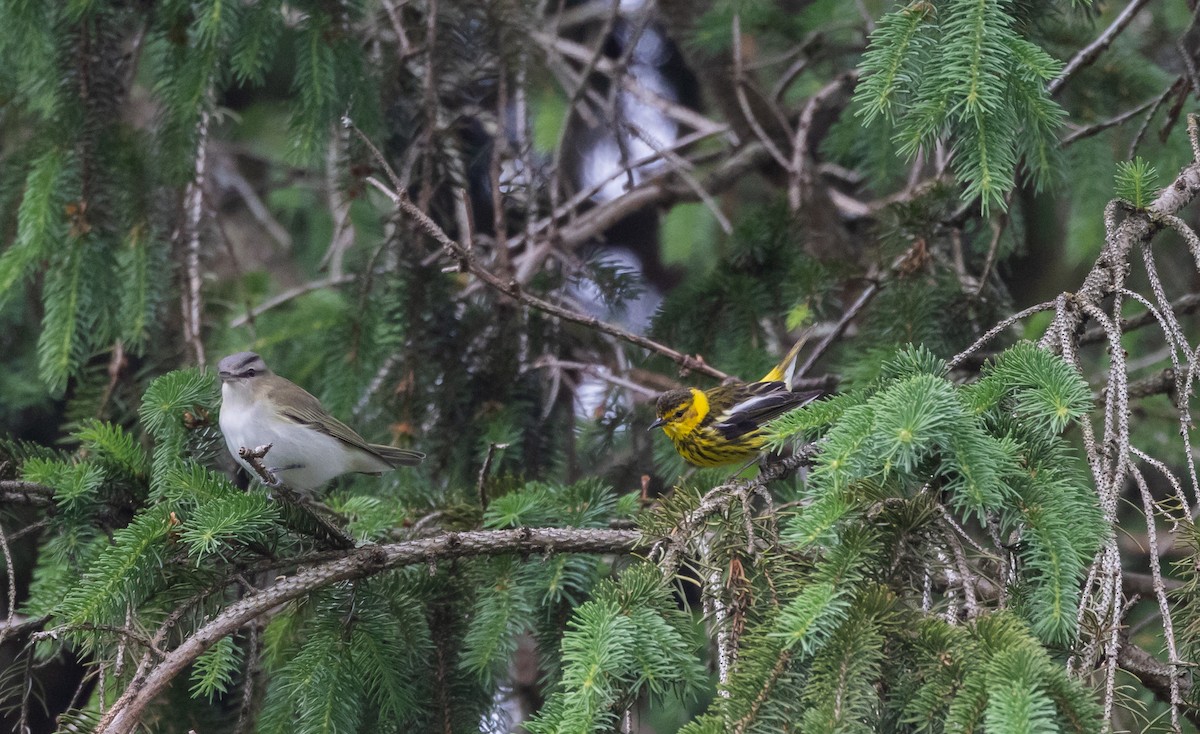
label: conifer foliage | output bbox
[3,1,1200,733]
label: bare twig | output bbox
[787,72,857,214]
[476,442,509,511]
[1048,0,1154,96]
[730,14,792,171]
[794,281,878,380]
[1079,291,1200,346]
[1062,94,1165,147]
[1130,467,1183,729]
[533,356,660,398]
[177,100,213,368]
[229,275,356,328]
[364,174,732,381]
[1130,79,1182,159]
[0,522,16,648]
[237,444,276,486]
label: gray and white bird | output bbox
[217,351,424,492]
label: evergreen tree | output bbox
[1,1,1199,732]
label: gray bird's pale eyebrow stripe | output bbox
[234,354,259,371]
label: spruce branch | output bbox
[1033,114,1200,727]
[652,446,820,581]
[94,527,643,734]
[0,480,55,506]
[1042,116,1200,353]
[236,443,355,550]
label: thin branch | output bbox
[0,522,16,647]
[1080,292,1200,346]
[363,174,731,380]
[533,357,660,398]
[1130,79,1182,159]
[554,140,771,252]
[0,480,55,506]
[229,275,356,328]
[730,13,792,171]
[1062,93,1165,147]
[794,281,878,380]
[236,444,276,486]
[1048,0,1154,96]
[948,300,1057,370]
[1120,643,1199,729]
[1130,467,1183,729]
[476,442,509,511]
[177,100,213,368]
[95,527,643,734]
[236,443,355,550]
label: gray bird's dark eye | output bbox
[246,369,256,377]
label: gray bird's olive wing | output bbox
[271,385,381,457]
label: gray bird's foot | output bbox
[264,464,304,488]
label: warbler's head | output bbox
[650,388,709,438]
[217,352,272,386]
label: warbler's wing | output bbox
[711,382,819,440]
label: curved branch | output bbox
[1043,116,1200,352]
[95,527,643,734]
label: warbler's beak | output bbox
[218,371,232,382]
[648,417,666,431]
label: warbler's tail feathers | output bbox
[761,331,811,390]
[370,444,426,467]
[793,389,822,409]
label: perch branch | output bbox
[95,527,643,734]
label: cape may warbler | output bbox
[650,339,820,467]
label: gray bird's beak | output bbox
[218,371,232,381]
[648,418,666,431]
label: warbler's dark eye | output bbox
[246,369,256,377]
[673,410,684,419]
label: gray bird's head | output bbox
[217,352,272,383]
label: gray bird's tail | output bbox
[370,444,426,467]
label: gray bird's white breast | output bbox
[219,383,376,492]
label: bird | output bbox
[217,351,424,493]
[649,338,821,467]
